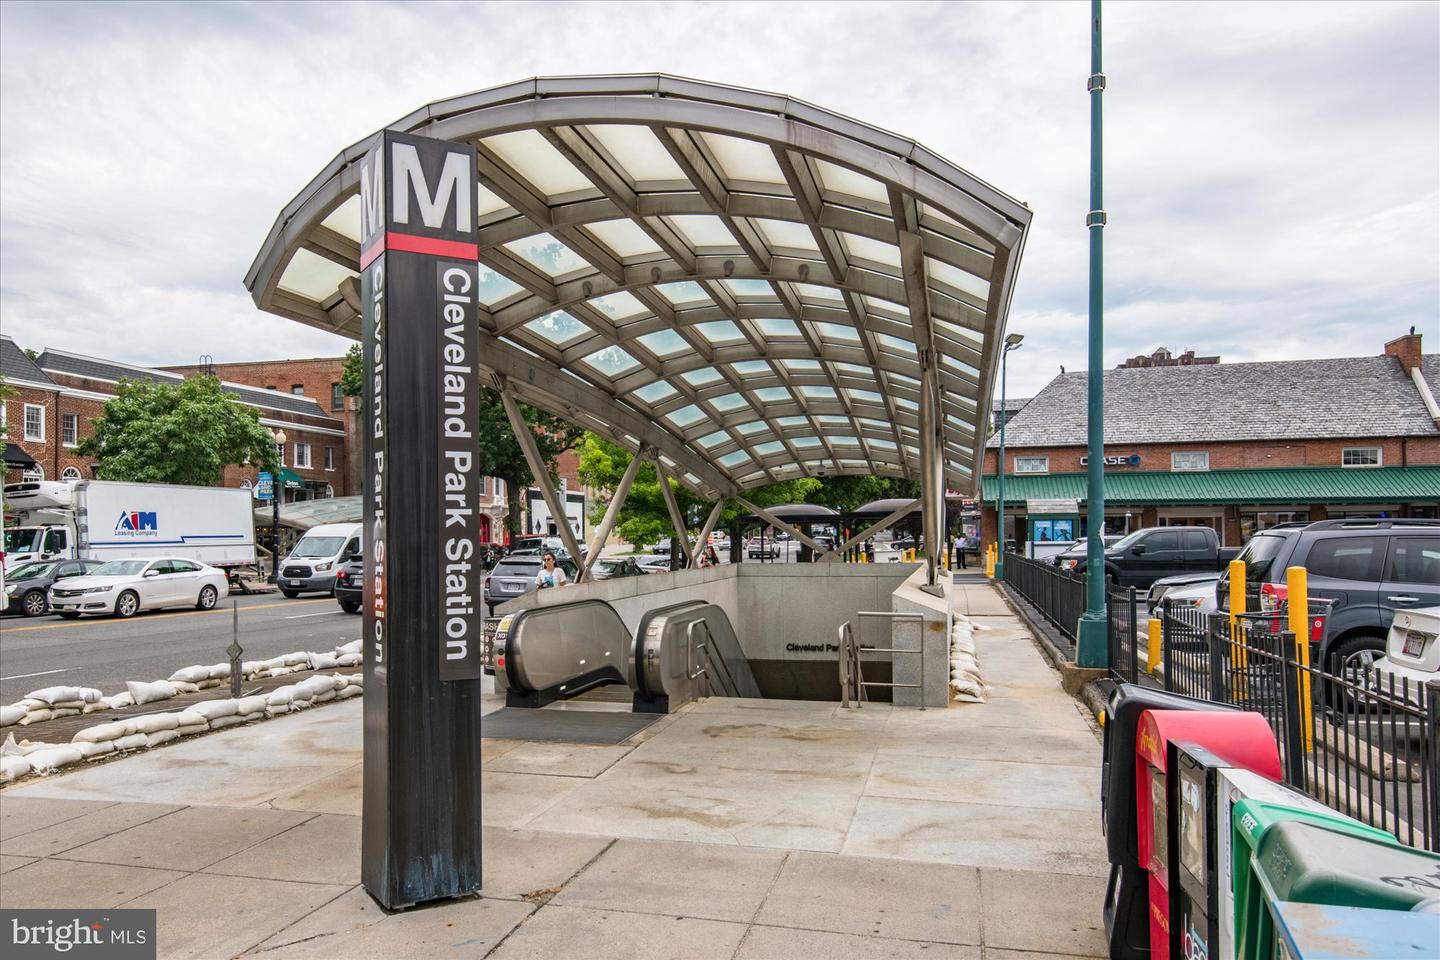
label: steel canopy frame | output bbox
[245,75,1031,505]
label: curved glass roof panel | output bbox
[245,74,1031,500]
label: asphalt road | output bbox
[0,591,360,703]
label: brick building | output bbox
[981,331,1440,549]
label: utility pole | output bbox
[1076,0,1109,666]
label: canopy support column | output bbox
[688,499,726,568]
[918,363,945,587]
[578,446,647,581]
[653,457,692,566]
[822,498,921,560]
[498,381,586,566]
[735,497,829,556]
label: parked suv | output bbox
[1069,526,1239,590]
[483,555,579,615]
[1217,519,1440,679]
[333,554,363,614]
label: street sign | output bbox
[255,471,274,502]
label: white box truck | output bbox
[2,480,257,575]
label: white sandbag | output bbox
[112,733,149,751]
[145,730,180,748]
[103,692,135,709]
[297,675,338,697]
[169,665,211,684]
[1,735,53,756]
[78,688,103,703]
[208,715,247,731]
[72,722,130,744]
[195,679,225,690]
[126,680,177,705]
[74,740,115,759]
[50,707,81,719]
[309,653,340,670]
[259,655,289,671]
[291,698,312,710]
[335,652,362,668]
[17,709,53,725]
[186,699,239,721]
[336,686,363,700]
[206,663,231,679]
[313,690,337,704]
[49,700,86,710]
[334,638,362,656]
[26,746,84,773]
[132,712,180,734]
[0,705,25,726]
[264,703,291,717]
[175,710,207,728]
[26,685,84,705]
[267,686,298,706]
[342,673,363,685]
[1,755,32,782]
[82,702,108,714]
[15,698,48,710]
[950,677,987,703]
[171,681,199,694]
[283,652,311,666]
[176,723,208,737]
[236,695,268,716]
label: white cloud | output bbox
[1,0,1435,399]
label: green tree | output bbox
[77,376,277,486]
[340,343,364,401]
[473,386,585,541]
[802,475,921,512]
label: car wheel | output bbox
[115,590,140,619]
[21,589,48,617]
[57,611,81,620]
[340,600,360,614]
[196,585,218,610]
[282,589,299,599]
[1324,633,1385,712]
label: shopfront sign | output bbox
[1081,453,1142,467]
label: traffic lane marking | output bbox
[0,667,74,681]
[0,598,331,633]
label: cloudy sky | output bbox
[1,1,1435,399]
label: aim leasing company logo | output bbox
[113,511,158,537]
[3,909,155,959]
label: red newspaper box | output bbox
[1134,709,1280,960]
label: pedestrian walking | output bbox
[954,533,967,569]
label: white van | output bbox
[277,522,361,598]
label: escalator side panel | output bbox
[494,599,630,707]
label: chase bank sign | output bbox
[1080,453,1142,467]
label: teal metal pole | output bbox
[1075,0,1108,666]
[995,348,1008,579]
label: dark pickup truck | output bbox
[1068,526,1240,590]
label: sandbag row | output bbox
[0,673,364,783]
[0,637,367,728]
[950,614,989,703]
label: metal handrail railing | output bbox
[838,611,926,710]
[685,619,710,681]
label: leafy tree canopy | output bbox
[77,376,277,486]
[474,386,585,538]
[340,343,364,400]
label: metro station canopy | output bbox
[247,75,1031,500]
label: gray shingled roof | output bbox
[35,349,337,421]
[0,336,58,389]
[990,354,1440,447]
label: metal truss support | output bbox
[688,499,727,568]
[735,497,829,557]
[822,498,921,561]
[653,457,692,566]
[498,381,586,566]
[578,446,647,581]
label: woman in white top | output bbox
[534,552,569,589]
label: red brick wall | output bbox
[163,358,349,415]
[2,384,59,483]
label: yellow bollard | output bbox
[1147,618,1162,675]
[1228,558,1248,699]
[1286,565,1313,752]
[985,545,996,578]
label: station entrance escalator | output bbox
[492,597,758,713]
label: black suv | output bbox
[1217,518,1440,676]
[334,555,363,614]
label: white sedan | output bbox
[48,557,230,619]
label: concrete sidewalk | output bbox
[1,581,1108,960]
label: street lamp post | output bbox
[268,429,286,583]
[1075,0,1109,666]
[994,333,1023,580]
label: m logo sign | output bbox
[113,511,158,536]
[360,132,478,269]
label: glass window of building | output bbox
[324,447,334,471]
[294,442,312,468]
[1171,451,1209,472]
[61,466,82,481]
[331,382,343,410]
[23,404,44,442]
[291,384,305,395]
[1341,447,1382,467]
[1013,456,1049,474]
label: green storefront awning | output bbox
[279,467,306,489]
[980,466,1440,507]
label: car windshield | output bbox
[1232,533,1286,583]
[493,561,541,578]
[8,561,58,580]
[596,560,625,572]
[3,528,43,553]
[1108,529,1150,551]
[91,559,150,577]
[291,536,345,558]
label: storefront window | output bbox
[1239,511,1309,541]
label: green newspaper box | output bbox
[1231,800,1440,960]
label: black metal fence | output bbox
[1105,587,1141,684]
[1145,607,1440,853]
[1000,552,1086,647]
